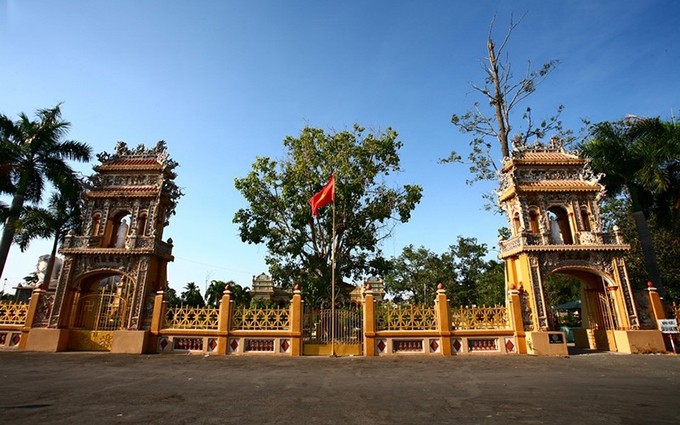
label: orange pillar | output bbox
[363,285,376,356]
[647,282,667,325]
[289,284,303,356]
[217,286,233,355]
[18,288,44,350]
[147,290,166,353]
[508,286,527,354]
[150,291,166,334]
[435,284,452,355]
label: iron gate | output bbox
[303,307,363,356]
[69,291,128,351]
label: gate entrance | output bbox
[303,307,363,356]
[68,278,129,351]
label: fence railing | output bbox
[163,306,219,330]
[0,301,29,326]
[376,305,437,331]
[450,306,510,330]
[231,307,290,330]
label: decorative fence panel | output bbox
[0,301,29,351]
[164,306,219,330]
[157,303,297,355]
[0,301,29,326]
[376,305,437,331]
[450,306,510,330]
[231,307,290,330]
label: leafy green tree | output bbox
[474,259,505,306]
[204,280,251,308]
[445,16,564,184]
[600,195,680,301]
[385,237,505,307]
[384,245,455,306]
[14,189,84,288]
[204,279,228,308]
[0,104,91,278]
[229,283,252,308]
[542,273,581,308]
[581,117,680,297]
[165,286,181,308]
[234,125,422,305]
[446,236,492,306]
[180,282,205,307]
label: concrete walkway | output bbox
[0,352,679,424]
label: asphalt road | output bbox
[0,351,678,424]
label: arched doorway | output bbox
[547,206,573,245]
[543,268,621,352]
[68,272,133,351]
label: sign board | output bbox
[548,333,564,344]
[658,319,679,334]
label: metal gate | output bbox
[303,307,363,356]
[597,292,618,330]
[69,291,128,351]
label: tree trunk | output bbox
[632,210,664,298]
[487,38,510,159]
[40,232,61,290]
[0,171,30,278]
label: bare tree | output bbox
[446,15,564,183]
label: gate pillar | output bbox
[362,287,376,356]
[435,285,452,355]
[289,285,303,356]
[507,287,527,354]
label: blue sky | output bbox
[1,1,678,293]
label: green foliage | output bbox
[180,282,205,308]
[13,188,85,287]
[582,118,680,221]
[543,273,581,308]
[229,283,252,308]
[249,298,286,309]
[600,196,680,301]
[204,280,227,308]
[385,236,505,306]
[0,104,92,278]
[581,117,680,298]
[473,259,505,306]
[165,287,181,308]
[205,280,252,308]
[233,125,423,305]
[384,245,453,306]
[446,236,500,306]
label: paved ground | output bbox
[0,351,679,424]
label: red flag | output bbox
[309,174,335,217]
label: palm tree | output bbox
[204,280,229,308]
[581,117,680,297]
[230,283,252,308]
[180,282,205,307]
[0,104,92,278]
[14,190,84,288]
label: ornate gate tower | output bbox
[499,138,664,354]
[38,141,180,353]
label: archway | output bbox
[543,267,620,352]
[547,206,573,245]
[67,271,134,351]
[103,210,131,248]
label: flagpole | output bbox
[331,195,336,357]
